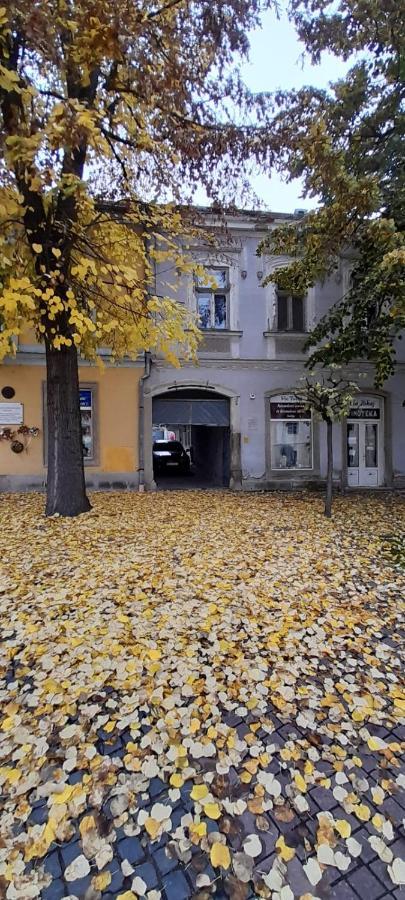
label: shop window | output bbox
[276,289,305,332]
[42,382,98,466]
[80,389,94,460]
[196,268,229,329]
[270,394,312,469]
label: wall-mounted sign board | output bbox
[348,396,381,420]
[0,402,24,425]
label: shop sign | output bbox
[0,402,23,425]
[348,397,381,419]
[79,390,92,409]
[270,394,310,420]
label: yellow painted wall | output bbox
[0,363,141,476]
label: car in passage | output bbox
[152,440,191,475]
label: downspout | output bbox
[138,233,156,491]
[138,350,152,491]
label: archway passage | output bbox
[152,388,230,489]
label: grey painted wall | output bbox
[150,214,405,490]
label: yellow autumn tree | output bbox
[0,0,272,516]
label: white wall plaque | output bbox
[0,402,23,425]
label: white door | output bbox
[347,420,380,486]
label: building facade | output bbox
[143,210,405,492]
[1,209,404,493]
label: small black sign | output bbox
[348,408,380,420]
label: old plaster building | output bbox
[1,208,404,493]
[143,209,405,492]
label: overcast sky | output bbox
[240,6,350,213]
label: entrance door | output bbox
[347,420,380,486]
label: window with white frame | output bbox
[80,389,94,460]
[195,267,229,329]
[276,288,305,332]
[270,394,312,469]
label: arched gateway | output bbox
[142,382,242,490]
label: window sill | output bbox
[200,329,243,336]
[264,331,307,338]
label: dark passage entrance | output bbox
[152,389,230,489]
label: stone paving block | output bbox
[349,832,377,864]
[71,876,94,896]
[329,878,367,899]
[370,858,397,892]
[153,845,179,876]
[311,786,339,811]
[41,878,66,900]
[381,797,404,826]
[59,839,81,868]
[28,804,49,826]
[43,851,62,879]
[162,867,191,900]
[117,835,145,864]
[105,858,127,893]
[390,836,405,858]
[149,776,166,798]
[67,769,86,785]
[348,865,387,899]
[256,827,277,860]
[286,855,314,896]
[134,860,159,890]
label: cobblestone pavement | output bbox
[35,711,405,900]
[0,492,404,900]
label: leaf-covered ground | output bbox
[0,491,404,900]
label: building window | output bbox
[276,289,305,332]
[196,268,229,329]
[270,394,312,469]
[80,389,94,460]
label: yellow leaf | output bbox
[335,819,351,839]
[276,835,295,862]
[0,766,21,784]
[32,243,43,253]
[372,814,383,830]
[148,648,161,660]
[190,783,208,801]
[294,772,307,793]
[393,697,405,712]
[204,802,221,820]
[371,786,384,805]
[51,247,62,258]
[210,842,231,869]
[104,720,115,733]
[355,804,371,822]
[240,771,252,783]
[117,894,137,900]
[190,821,207,838]
[1,717,14,731]
[170,774,184,788]
[50,785,75,804]
[79,815,96,836]
[92,871,112,890]
[144,817,161,839]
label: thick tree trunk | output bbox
[325,418,333,518]
[45,342,91,517]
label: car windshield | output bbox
[153,441,183,452]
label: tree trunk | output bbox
[45,342,91,517]
[325,418,333,518]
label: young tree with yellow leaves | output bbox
[294,369,358,517]
[0,0,273,516]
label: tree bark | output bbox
[45,342,91,517]
[325,418,333,518]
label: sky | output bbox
[238,6,350,213]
